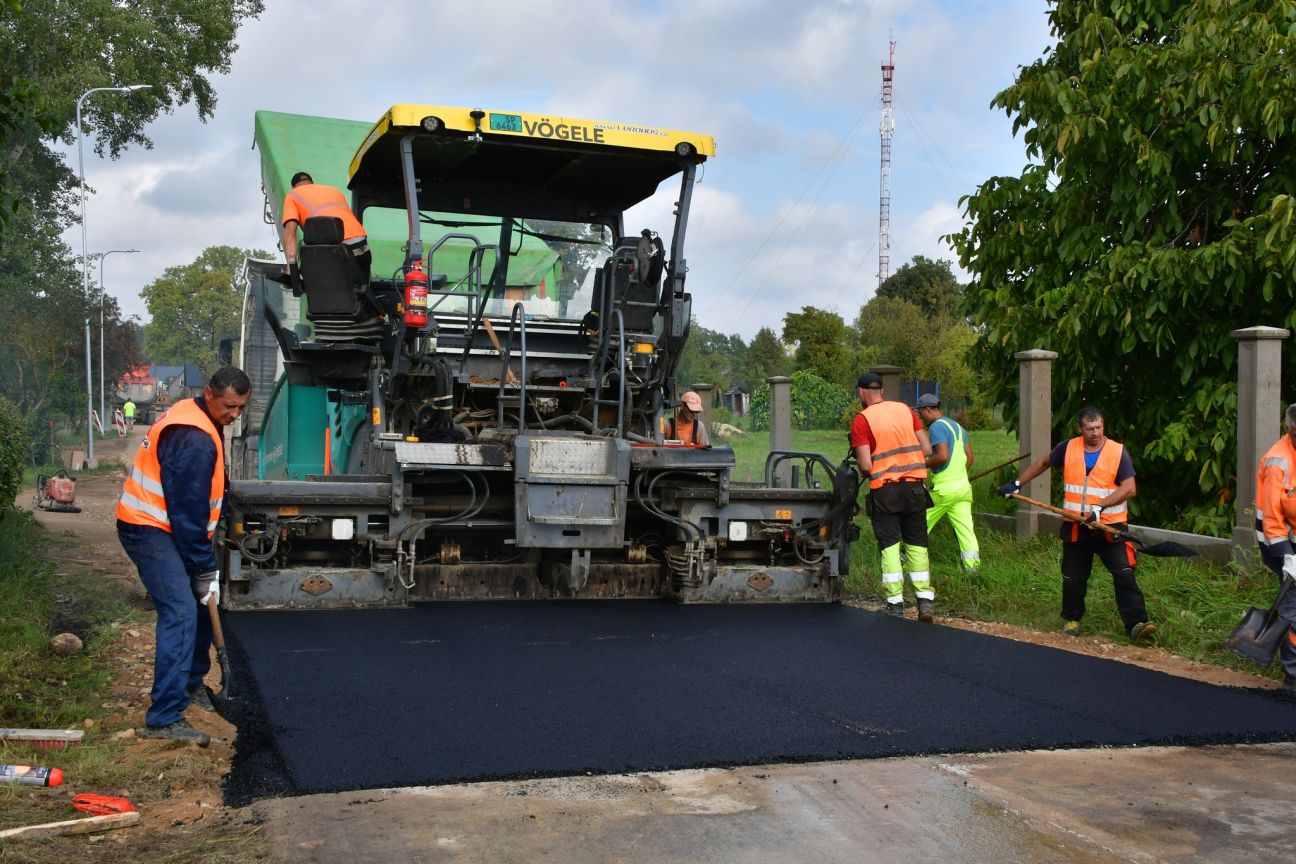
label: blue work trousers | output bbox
[118,524,212,727]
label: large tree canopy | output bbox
[142,246,268,372]
[877,255,962,320]
[948,0,1296,530]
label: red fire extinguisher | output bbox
[403,260,429,329]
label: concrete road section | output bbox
[223,602,1296,800]
[256,744,1296,863]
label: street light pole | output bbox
[98,248,140,433]
[77,83,150,468]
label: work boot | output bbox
[1062,620,1081,638]
[916,599,935,623]
[885,602,905,618]
[1281,674,1295,692]
[188,686,215,713]
[139,718,210,747]
[1129,621,1157,643]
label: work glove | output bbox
[289,262,303,295]
[1283,554,1296,584]
[1084,504,1104,524]
[192,570,220,606]
[995,479,1021,499]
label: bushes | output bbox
[0,397,24,517]
[749,371,855,431]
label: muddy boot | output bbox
[140,719,210,747]
[885,602,905,617]
[188,687,215,713]
[917,599,934,623]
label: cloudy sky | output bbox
[68,0,1053,340]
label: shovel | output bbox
[1008,492,1198,557]
[1224,579,1292,666]
[206,595,235,706]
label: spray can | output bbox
[0,764,63,787]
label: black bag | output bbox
[1224,578,1292,666]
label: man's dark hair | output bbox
[209,366,251,396]
[1076,406,1103,425]
[290,171,313,187]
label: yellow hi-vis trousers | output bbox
[927,485,981,571]
[880,542,932,604]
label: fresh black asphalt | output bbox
[222,601,1296,803]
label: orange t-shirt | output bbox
[282,184,366,241]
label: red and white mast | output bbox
[878,32,895,288]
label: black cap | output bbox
[856,372,884,390]
[290,171,313,187]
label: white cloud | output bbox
[61,0,1050,332]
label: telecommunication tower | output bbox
[877,33,895,288]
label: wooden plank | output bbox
[0,811,139,840]
[0,729,85,744]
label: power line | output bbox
[700,97,879,321]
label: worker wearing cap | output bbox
[667,391,710,445]
[851,372,935,621]
[1253,403,1296,690]
[916,394,980,572]
[998,406,1155,642]
[282,171,370,282]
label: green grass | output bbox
[0,511,137,730]
[720,426,1284,680]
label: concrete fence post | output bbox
[767,375,793,487]
[691,382,715,437]
[1014,349,1058,540]
[1231,326,1290,562]
[870,365,903,404]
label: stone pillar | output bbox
[1232,326,1290,561]
[767,376,793,487]
[1015,349,1058,540]
[691,382,715,438]
[870,365,904,403]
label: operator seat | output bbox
[591,229,664,333]
[298,216,383,342]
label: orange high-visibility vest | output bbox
[1062,437,1127,524]
[283,184,366,242]
[1255,435,1296,552]
[116,399,224,537]
[861,401,928,490]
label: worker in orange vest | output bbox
[667,391,710,445]
[851,372,935,621]
[1000,407,1156,642]
[1253,403,1296,690]
[117,366,251,746]
[282,171,370,283]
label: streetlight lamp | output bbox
[98,248,139,432]
[78,83,150,468]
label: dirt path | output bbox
[16,428,248,860]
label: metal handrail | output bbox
[496,302,528,432]
[763,450,839,488]
[590,307,628,437]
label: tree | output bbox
[746,326,792,385]
[947,1,1296,528]
[782,307,853,387]
[852,296,928,379]
[141,246,269,371]
[675,320,747,393]
[877,256,962,319]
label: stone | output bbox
[50,632,84,655]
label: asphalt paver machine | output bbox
[224,105,859,608]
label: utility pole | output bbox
[878,31,896,291]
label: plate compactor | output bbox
[34,471,80,514]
